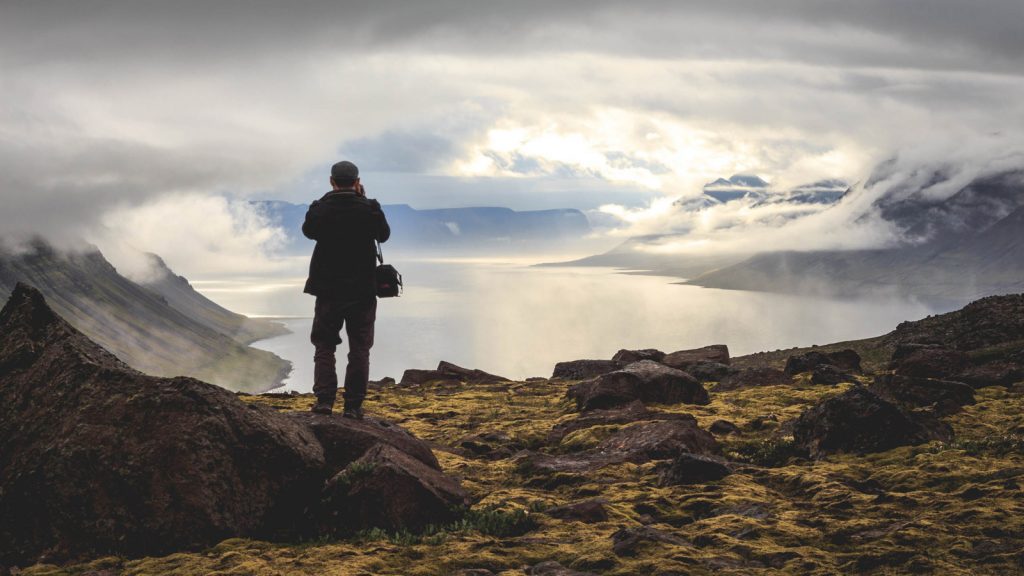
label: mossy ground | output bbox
[23,377,1024,575]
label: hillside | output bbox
[10,290,1023,575]
[0,240,290,392]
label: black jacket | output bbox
[302,190,391,299]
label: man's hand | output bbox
[357,183,366,197]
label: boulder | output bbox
[687,361,735,383]
[784,349,862,376]
[792,388,952,458]
[811,364,855,386]
[661,345,730,370]
[709,419,740,435]
[0,284,326,565]
[286,412,440,473]
[321,443,469,533]
[716,367,791,391]
[611,348,666,364]
[518,418,718,474]
[869,374,976,414]
[890,344,970,379]
[956,362,1024,388]
[400,361,509,386]
[552,359,623,380]
[658,453,732,486]
[545,499,609,523]
[566,362,709,411]
[546,400,690,443]
[594,418,719,461]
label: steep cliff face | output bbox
[0,241,289,392]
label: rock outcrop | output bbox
[716,367,791,391]
[566,361,709,411]
[551,359,624,380]
[658,453,732,486]
[0,284,464,566]
[661,344,730,370]
[784,349,862,376]
[793,388,952,458]
[869,374,976,414]
[400,361,509,386]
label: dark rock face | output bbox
[784,349,862,376]
[552,359,623,380]
[716,367,791,391]
[687,361,734,383]
[869,374,976,414]
[890,344,970,379]
[566,362,709,411]
[0,284,463,566]
[661,344,730,370]
[400,361,509,386]
[0,284,325,565]
[811,365,855,386]
[546,400,690,443]
[793,388,952,458]
[545,499,609,523]
[321,444,469,533]
[658,453,732,486]
[612,348,666,364]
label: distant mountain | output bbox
[0,240,290,392]
[700,174,848,205]
[691,170,1024,302]
[255,200,592,255]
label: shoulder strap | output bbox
[376,241,384,264]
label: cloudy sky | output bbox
[2,1,1023,275]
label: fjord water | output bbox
[199,260,940,392]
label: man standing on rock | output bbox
[303,160,390,418]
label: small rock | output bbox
[545,499,609,523]
[400,361,509,386]
[709,420,740,435]
[658,453,731,486]
[595,418,719,461]
[611,526,689,556]
[611,348,666,364]
[661,345,730,370]
[552,359,624,380]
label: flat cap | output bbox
[331,160,359,182]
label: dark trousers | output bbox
[310,296,377,405]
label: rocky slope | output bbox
[0,284,467,567]
[0,240,289,392]
[4,290,1023,575]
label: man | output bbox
[302,160,390,418]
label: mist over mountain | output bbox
[255,201,593,256]
[0,240,290,392]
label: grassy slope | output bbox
[25,376,1024,575]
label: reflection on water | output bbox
[200,261,941,392]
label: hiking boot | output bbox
[342,403,364,420]
[310,397,335,415]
